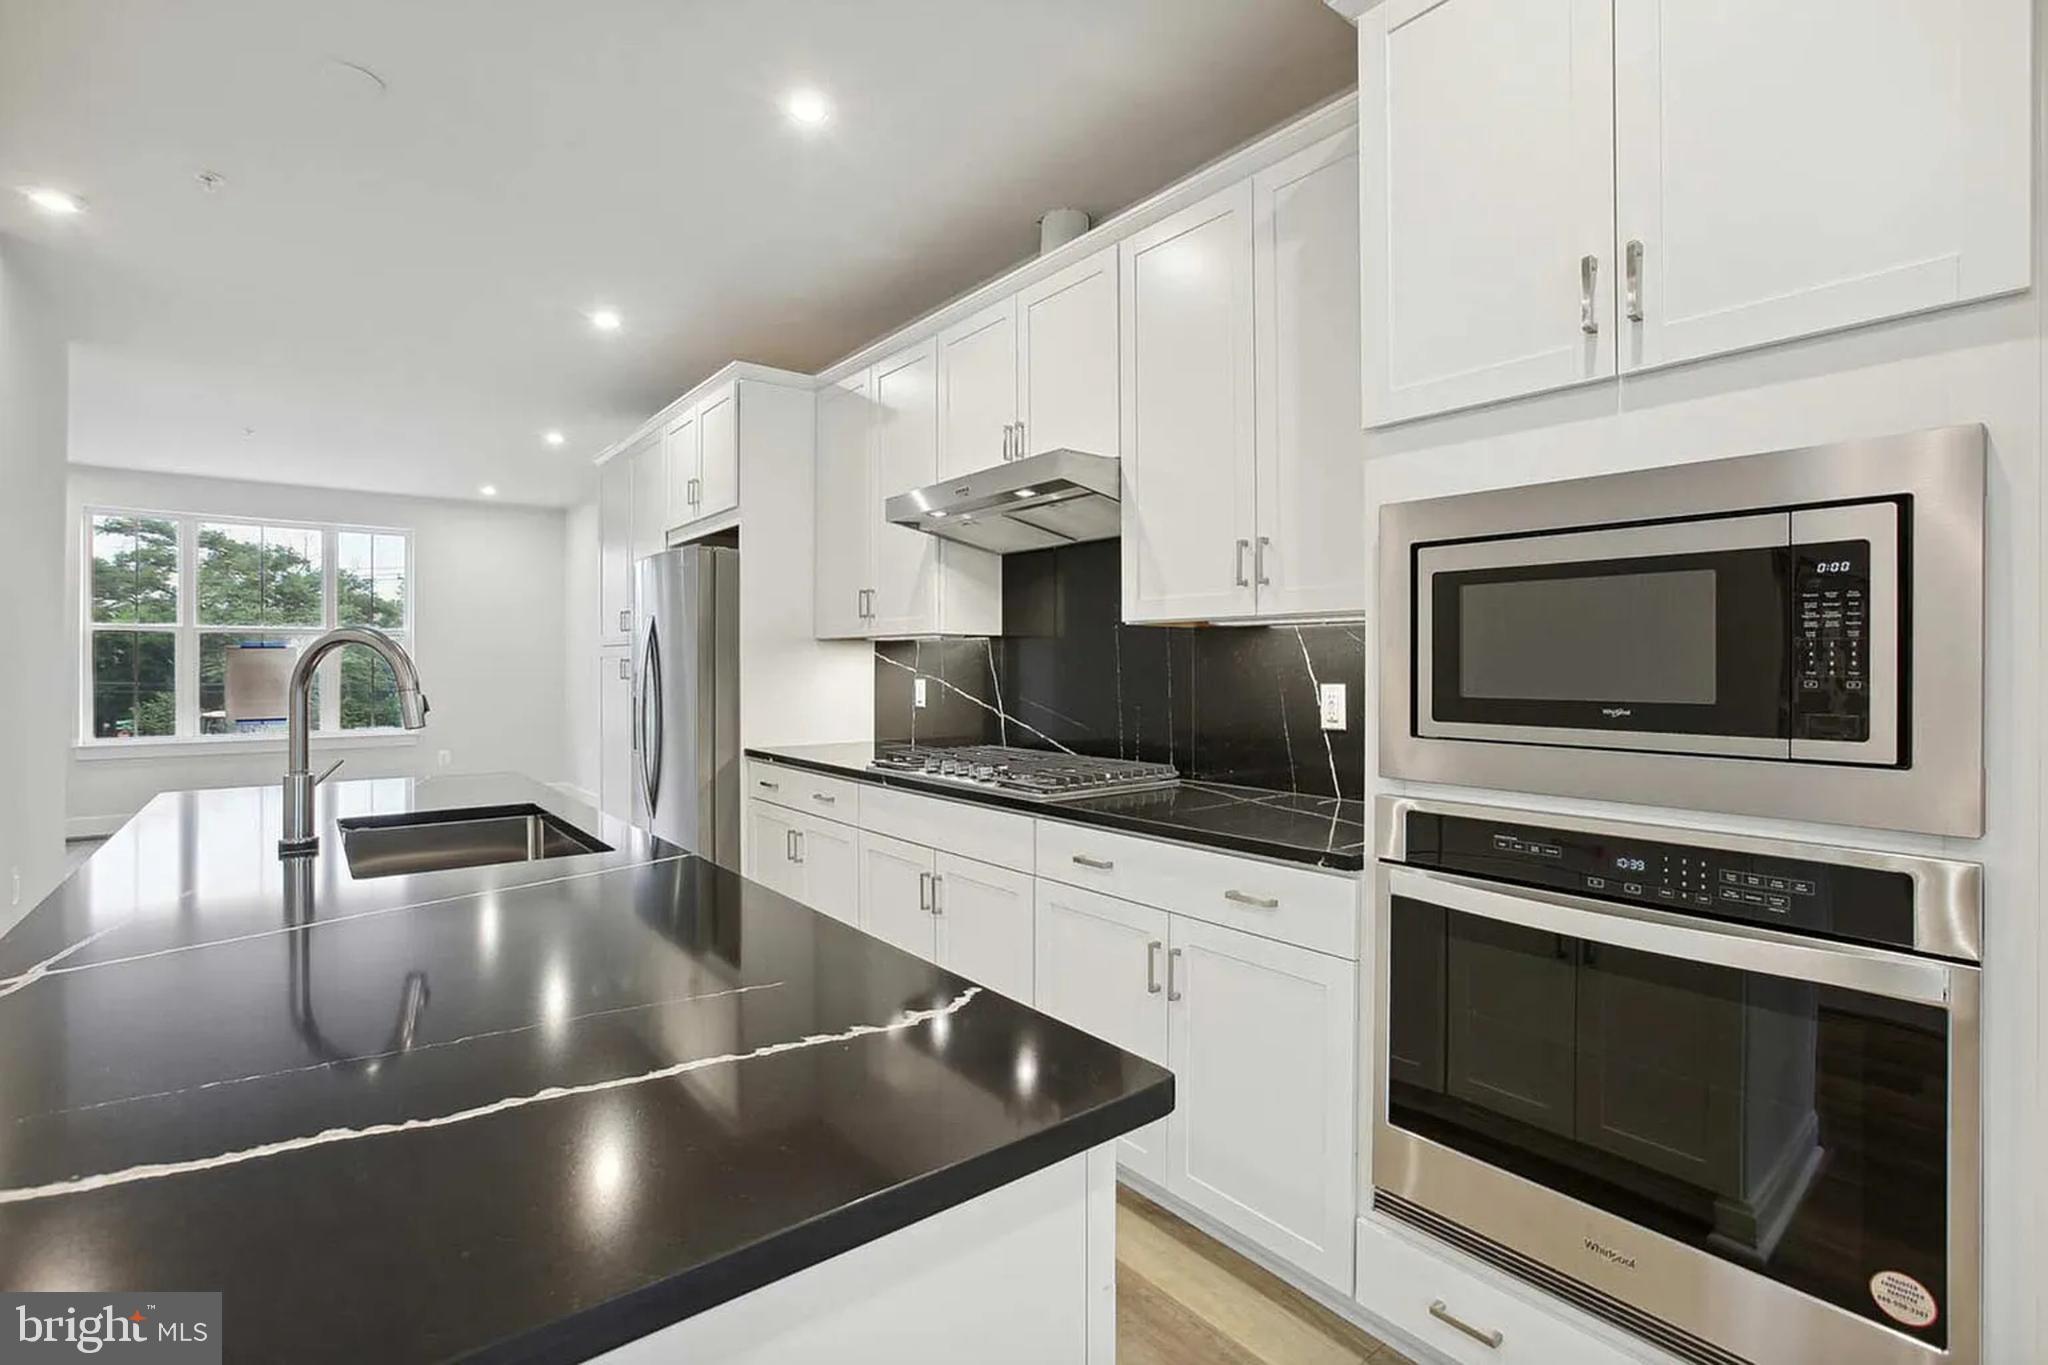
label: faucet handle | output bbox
[315,759,345,786]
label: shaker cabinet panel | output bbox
[935,853,1036,1005]
[599,454,635,644]
[1359,0,1616,424]
[1119,182,1259,623]
[599,648,634,821]
[1612,0,2033,372]
[813,374,873,640]
[663,408,698,529]
[859,829,938,962]
[747,800,803,900]
[1017,245,1120,460]
[629,432,671,563]
[937,301,1018,478]
[868,341,944,637]
[798,812,861,928]
[694,384,739,521]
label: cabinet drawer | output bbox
[859,785,1035,873]
[748,761,859,821]
[1354,1217,1644,1365]
[1035,820,1357,959]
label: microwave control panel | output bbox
[1400,810,1916,953]
[1791,539,1871,742]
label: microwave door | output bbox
[1416,512,1792,759]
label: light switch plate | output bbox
[914,678,928,709]
[1319,683,1347,731]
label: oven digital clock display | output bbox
[1613,854,1649,874]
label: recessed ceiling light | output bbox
[543,430,566,447]
[784,88,831,128]
[587,307,622,333]
[22,187,83,216]
[479,484,498,497]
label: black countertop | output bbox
[0,775,1171,1363]
[745,743,1368,872]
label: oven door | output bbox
[1373,864,1978,1365]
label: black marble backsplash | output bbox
[874,541,1365,800]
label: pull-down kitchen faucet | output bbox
[278,626,429,856]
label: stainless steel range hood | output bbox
[885,448,1120,554]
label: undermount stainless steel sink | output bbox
[335,805,612,880]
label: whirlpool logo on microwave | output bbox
[2,1293,219,1362]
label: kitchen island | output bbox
[0,774,1172,1363]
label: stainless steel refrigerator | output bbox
[632,544,739,868]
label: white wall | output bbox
[562,495,601,802]
[65,466,571,832]
[1358,204,2047,1365]
[0,239,70,933]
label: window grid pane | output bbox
[337,531,408,628]
[90,631,177,738]
[89,515,179,624]
[198,632,322,735]
[198,522,324,627]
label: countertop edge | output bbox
[743,747,1366,873]
[467,1075,1175,1364]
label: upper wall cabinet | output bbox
[1016,245,1121,461]
[1122,128,1364,624]
[661,405,697,530]
[1360,0,1616,425]
[694,383,739,520]
[937,302,1018,477]
[599,451,634,644]
[1611,0,2031,373]
[813,346,1004,641]
[628,430,670,564]
[1358,0,2032,426]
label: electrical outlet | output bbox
[436,749,453,768]
[913,678,928,709]
[1319,683,1347,732]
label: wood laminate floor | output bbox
[1118,1187,1415,1365]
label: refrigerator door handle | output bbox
[641,619,664,818]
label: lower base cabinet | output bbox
[858,830,1037,1003]
[1033,879,1356,1291]
[747,800,859,925]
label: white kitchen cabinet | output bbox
[1251,128,1363,617]
[1612,0,2032,373]
[1359,0,1616,426]
[937,300,1018,477]
[1165,916,1356,1291]
[799,813,860,927]
[859,828,939,960]
[628,430,671,563]
[1033,881,1171,1185]
[662,406,698,531]
[748,800,804,899]
[935,853,1035,1004]
[813,373,874,640]
[598,453,634,644]
[599,648,634,821]
[868,341,945,636]
[1119,181,1259,623]
[693,383,740,520]
[1015,245,1120,460]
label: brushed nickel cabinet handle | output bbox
[618,656,630,680]
[918,870,933,911]
[1624,239,1645,322]
[1580,254,1600,335]
[1255,536,1272,587]
[811,792,837,805]
[1224,889,1280,909]
[619,609,631,632]
[784,828,796,862]
[1071,853,1114,871]
[792,831,805,864]
[1234,538,1250,587]
[1166,947,1183,1002]
[1146,940,1163,994]
[1429,1300,1503,1350]
[1014,419,1025,457]
[757,778,779,791]
[931,874,944,916]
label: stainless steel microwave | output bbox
[1378,426,1985,837]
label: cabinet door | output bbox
[867,340,943,636]
[695,383,740,519]
[936,299,1017,478]
[1359,0,1616,424]
[858,829,938,961]
[1119,182,1258,623]
[799,814,861,928]
[1016,246,1119,459]
[663,407,698,528]
[1613,0,2031,372]
[747,800,802,898]
[599,649,634,821]
[1033,881,1171,1184]
[1165,916,1355,1291]
[598,455,634,644]
[629,432,670,562]
[1252,128,1363,617]
[813,372,873,640]
[934,853,1035,1004]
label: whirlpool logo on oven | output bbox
[1599,707,1635,720]
[1583,1236,1639,1271]
[2,1293,219,1362]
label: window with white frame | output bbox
[84,510,414,742]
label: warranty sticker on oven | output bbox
[1870,1270,1939,1328]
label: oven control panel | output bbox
[1790,538,1872,743]
[1402,811,1915,952]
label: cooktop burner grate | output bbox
[868,745,1181,801]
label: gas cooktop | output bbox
[868,745,1181,801]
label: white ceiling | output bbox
[0,0,1354,507]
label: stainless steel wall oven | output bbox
[1371,796,1982,1365]
[1378,426,1984,836]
